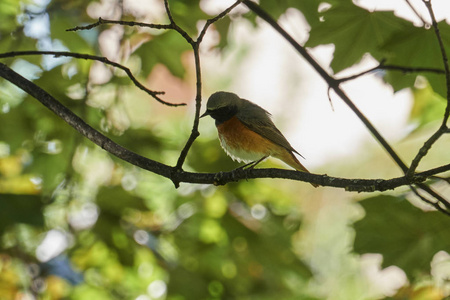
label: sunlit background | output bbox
[0,0,450,299]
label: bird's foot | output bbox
[232,156,268,181]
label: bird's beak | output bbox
[200,110,210,118]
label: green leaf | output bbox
[169,0,209,37]
[214,16,232,50]
[134,30,191,78]
[12,94,80,193]
[170,206,312,298]
[96,186,148,213]
[0,105,33,151]
[93,187,150,265]
[354,195,450,278]
[410,80,447,128]
[306,4,411,73]
[50,17,94,54]
[0,194,44,233]
[380,22,450,98]
[0,0,24,17]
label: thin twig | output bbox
[163,0,194,45]
[417,182,450,208]
[337,62,446,83]
[67,15,195,47]
[337,65,381,83]
[409,185,450,215]
[423,0,450,126]
[404,0,428,26]
[326,87,335,111]
[430,175,450,183]
[197,0,242,43]
[163,0,175,24]
[416,163,450,179]
[408,127,446,178]
[66,17,172,32]
[382,64,445,74]
[0,50,187,107]
[157,0,197,180]
[174,43,201,177]
[407,0,450,177]
[174,1,243,175]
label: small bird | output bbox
[201,91,317,186]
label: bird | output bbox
[201,91,317,187]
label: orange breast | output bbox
[217,116,279,161]
[216,116,310,173]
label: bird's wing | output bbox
[237,99,304,158]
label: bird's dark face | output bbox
[201,92,240,125]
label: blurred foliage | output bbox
[0,0,449,300]
[306,3,412,73]
[134,31,191,78]
[410,80,447,128]
[354,195,450,279]
[306,1,450,100]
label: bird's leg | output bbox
[235,156,268,171]
[236,161,256,170]
[232,156,268,181]
[245,156,268,170]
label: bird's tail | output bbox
[275,151,318,187]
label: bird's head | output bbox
[200,91,241,123]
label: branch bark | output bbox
[407,0,450,177]
[240,0,450,211]
[0,1,448,211]
[0,51,183,107]
[242,0,410,174]
[1,62,448,191]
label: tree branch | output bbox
[407,0,450,177]
[417,183,450,209]
[241,0,409,175]
[174,1,242,176]
[2,62,448,192]
[66,17,172,32]
[2,1,448,212]
[0,62,171,177]
[62,3,243,177]
[424,0,450,124]
[197,0,242,43]
[241,0,450,211]
[404,0,428,26]
[174,43,200,177]
[409,185,450,216]
[0,50,186,107]
[337,61,446,83]
[162,0,195,45]
[416,163,450,179]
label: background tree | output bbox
[0,0,449,299]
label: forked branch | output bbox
[0,0,448,211]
